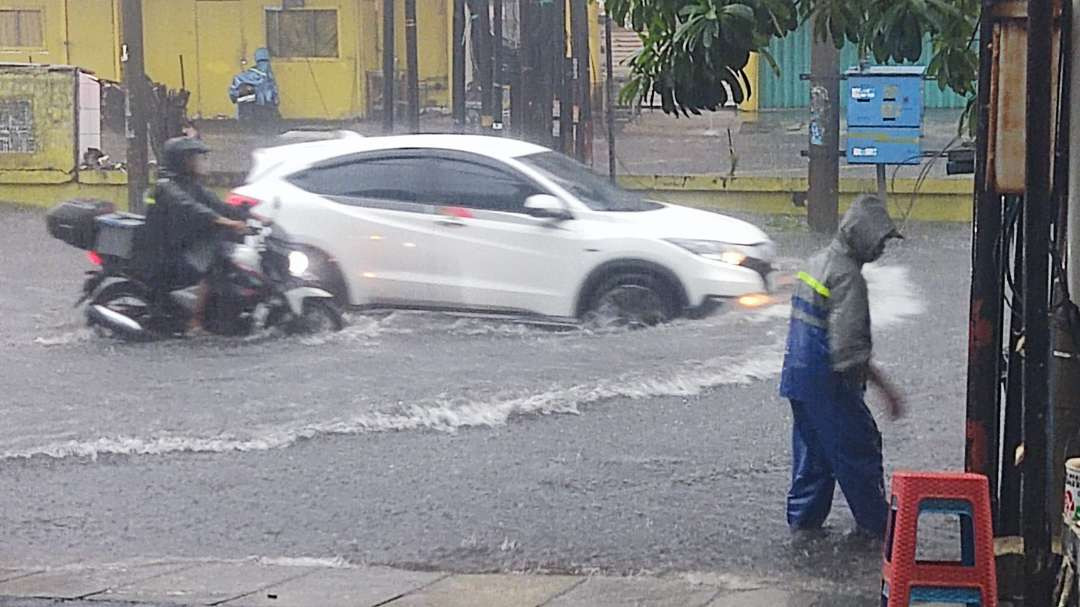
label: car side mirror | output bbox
[524,194,572,221]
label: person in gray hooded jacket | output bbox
[779,194,906,540]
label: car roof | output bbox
[247,134,550,183]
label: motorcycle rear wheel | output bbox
[288,300,345,335]
[87,281,155,340]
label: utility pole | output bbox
[452,0,466,130]
[120,0,148,214]
[807,31,840,233]
[404,0,420,133]
[492,0,504,132]
[569,0,590,163]
[605,11,615,182]
[382,0,395,133]
[1022,0,1055,600]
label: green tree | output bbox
[606,0,979,117]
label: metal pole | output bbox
[555,0,570,153]
[1002,198,1024,537]
[966,0,1005,530]
[1023,0,1055,600]
[807,30,840,233]
[382,0,395,133]
[569,0,589,162]
[605,11,615,182]
[492,0,504,132]
[510,0,526,138]
[452,0,466,130]
[474,0,494,128]
[404,0,420,133]
[876,165,887,199]
[120,0,148,214]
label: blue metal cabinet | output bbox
[845,66,925,165]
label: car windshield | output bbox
[517,152,661,212]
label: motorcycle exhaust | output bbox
[86,304,148,340]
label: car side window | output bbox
[425,158,540,213]
[290,156,428,204]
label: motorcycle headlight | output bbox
[666,239,749,265]
[288,251,310,277]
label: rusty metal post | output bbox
[965,0,1005,529]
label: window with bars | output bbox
[0,9,44,48]
[265,9,338,58]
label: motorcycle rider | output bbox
[140,136,248,333]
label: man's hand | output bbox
[867,363,906,421]
[216,217,248,234]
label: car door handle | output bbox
[435,219,467,228]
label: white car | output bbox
[228,134,775,325]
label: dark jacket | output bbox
[779,195,901,401]
[139,152,245,289]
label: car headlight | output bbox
[666,239,749,265]
[288,251,310,277]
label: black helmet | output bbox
[161,136,210,175]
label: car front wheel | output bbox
[585,274,674,329]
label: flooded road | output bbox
[0,206,969,599]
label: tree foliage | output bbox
[606,0,979,116]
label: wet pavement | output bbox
[0,205,971,602]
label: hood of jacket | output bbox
[836,195,902,263]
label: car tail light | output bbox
[87,251,102,266]
[226,192,261,208]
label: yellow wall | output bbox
[141,0,370,120]
[374,0,449,110]
[0,66,77,180]
[2,0,609,121]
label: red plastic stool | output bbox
[881,471,997,606]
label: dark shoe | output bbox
[843,526,884,551]
[790,525,831,548]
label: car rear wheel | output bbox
[585,274,675,329]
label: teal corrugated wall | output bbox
[758,26,968,109]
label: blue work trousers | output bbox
[787,391,888,536]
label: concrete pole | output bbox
[807,31,840,234]
[120,0,148,214]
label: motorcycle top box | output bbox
[94,213,144,259]
[46,199,115,250]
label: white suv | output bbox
[229,134,775,325]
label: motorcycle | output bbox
[47,199,344,341]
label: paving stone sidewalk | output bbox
[0,558,874,606]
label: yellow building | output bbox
[0,0,458,120]
[0,0,604,121]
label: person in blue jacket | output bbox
[229,48,280,125]
[780,194,906,541]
